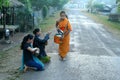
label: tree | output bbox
[0,0,10,8]
[18,0,69,11]
[87,0,94,8]
[58,0,69,9]
[116,0,120,3]
[93,3,104,11]
[50,0,69,9]
[87,0,94,13]
[116,0,120,13]
[18,0,32,12]
[29,0,52,10]
[87,0,107,13]
[0,0,10,40]
[42,5,48,18]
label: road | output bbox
[20,9,120,80]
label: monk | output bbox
[56,11,72,60]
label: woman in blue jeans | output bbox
[20,34,44,72]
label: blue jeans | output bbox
[25,60,44,71]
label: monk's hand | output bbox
[60,37,62,41]
[60,37,63,44]
[64,30,70,37]
[60,35,64,40]
[56,19,61,23]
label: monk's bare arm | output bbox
[56,19,61,28]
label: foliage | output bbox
[58,0,69,9]
[39,11,60,32]
[93,3,104,11]
[87,0,94,8]
[0,0,69,13]
[26,0,32,12]
[116,0,120,3]
[16,7,33,32]
[0,0,10,9]
[42,5,48,18]
[116,0,120,13]
[18,0,32,13]
[87,0,105,13]
[19,0,69,11]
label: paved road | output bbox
[20,9,120,80]
[68,9,120,56]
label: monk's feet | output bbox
[59,56,66,61]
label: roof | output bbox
[9,0,24,7]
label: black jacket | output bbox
[33,34,49,56]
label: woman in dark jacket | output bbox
[33,28,51,63]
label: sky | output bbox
[70,0,116,5]
[65,0,117,9]
[94,0,116,5]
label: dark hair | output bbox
[60,11,66,15]
[33,28,40,35]
[20,34,33,50]
[60,11,68,19]
[66,15,68,19]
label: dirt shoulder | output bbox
[0,32,27,80]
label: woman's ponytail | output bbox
[20,36,28,50]
[20,34,33,50]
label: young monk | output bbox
[33,28,51,63]
[56,11,72,60]
[21,34,44,72]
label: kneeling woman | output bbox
[33,28,51,63]
[21,34,44,71]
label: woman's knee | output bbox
[36,64,44,71]
[25,60,44,71]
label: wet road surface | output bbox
[20,9,120,80]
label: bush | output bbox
[16,8,34,32]
[42,5,48,18]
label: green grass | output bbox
[38,11,60,32]
[83,12,120,31]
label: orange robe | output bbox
[57,18,72,58]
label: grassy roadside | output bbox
[82,12,120,37]
[38,11,60,32]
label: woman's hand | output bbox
[27,47,39,54]
[34,48,40,56]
